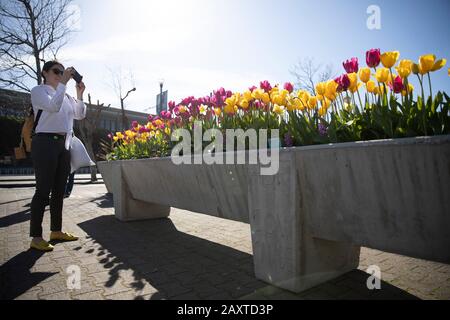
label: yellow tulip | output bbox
[419,54,435,73]
[349,82,362,93]
[318,106,327,117]
[348,73,358,92]
[315,82,326,95]
[113,136,119,142]
[431,58,447,72]
[243,90,253,101]
[375,68,390,83]
[325,80,338,101]
[321,98,331,109]
[381,51,400,68]
[261,92,271,104]
[411,63,420,75]
[366,80,376,93]
[448,67,450,76]
[307,96,317,109]
[164,127,171,135]
[239,99,249,109]
[396,59,413,78]
[214,107,222,116]
[358,67,371,83]
[272,104,285,115]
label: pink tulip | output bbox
[260,80,272,93]
[283,82,294,93]
[131,121,139,128]
[248,85,257,92]
[343,57,359,73]
[389,75,404,94]
[366,48,381,68]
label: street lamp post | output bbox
[158,79,164,114]
[120,87,136,130]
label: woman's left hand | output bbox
[76,81,86,100]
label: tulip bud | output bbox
[412,63,420,75]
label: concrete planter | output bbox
[98,135,450,293]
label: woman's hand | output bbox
[61,67,74,85]
[76,81,86,100]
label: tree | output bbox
[75,93,110,182]
[107,67,136,130]
[290,57,335,95]
[0,0,76,91]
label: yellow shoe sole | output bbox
[30,241,54,252]
[49,233,79,242]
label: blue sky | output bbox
[59,0,450,113]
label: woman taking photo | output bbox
[29,60,86,251]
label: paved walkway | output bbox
[1,183,449,300]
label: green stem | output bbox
[427,72,433,99]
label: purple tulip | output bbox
[284,133,294,147]
[318,123,328,136]
[366,48,381,68]
[343,57,359,73]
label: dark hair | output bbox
[41,60,64,84]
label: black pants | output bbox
[30,134,70,237]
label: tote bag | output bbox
[70,136,95,173]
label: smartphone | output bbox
[72,68,83,84]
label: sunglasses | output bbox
[51,68,64,76]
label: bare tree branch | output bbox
[290,57,335,95]
[0,0,75,91]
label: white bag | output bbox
[70,136,95,173]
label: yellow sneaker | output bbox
[30,239,54,252]
[50,231,79,242]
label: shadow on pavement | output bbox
[89,193,113,209]
[0,208,31,228]
[0,249,58,299]
[77,214,420,300]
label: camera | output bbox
[71,67,83,84]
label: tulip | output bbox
[248,85,257,92]
[325,80,338,101]
[283,82,294,93]
[396,59,413,78]
[335,74,351,91]
[375,68,390,83]
[366,48,381,68]
[308,96,317,109]
[381,51,400,68]
[419,54,435,74]
[358,67,371,83]
[131,120,138,128]
[214,107,222,116]
[388,75,404,94]
[431,58,447,72]
[260,80,272,93]
[343,57,359,73]
[411,63,420,75]
[366,80,376,93]
[272,104,285,115]
[315,82,326,96]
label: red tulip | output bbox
[366,48,381,68]
[343,57,359,73]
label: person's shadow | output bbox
[0,249,58,299]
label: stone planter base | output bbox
[98,135,450,293]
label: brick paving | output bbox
[1,183,449,300]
